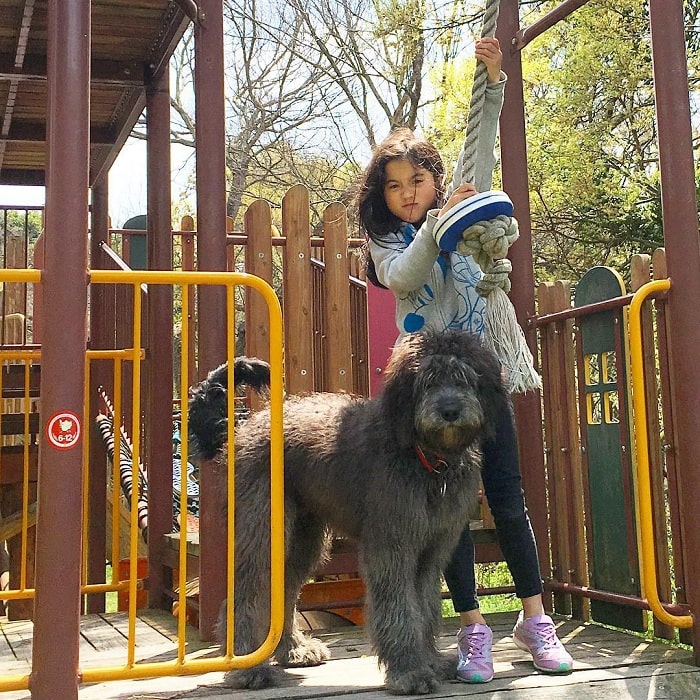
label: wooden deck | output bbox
[1,610,699,698]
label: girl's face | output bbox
[383,159,438,225]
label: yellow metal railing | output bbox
[82,348,144,602]
[0,270,40,693]
[628,278,692,629]
[80,269,285,682]
[0,269,285,691]
[0,348,41,608]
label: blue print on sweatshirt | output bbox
[452,255,487,335]
[403,312,426,333]
[397,222,486,337]
[398,224,435,333]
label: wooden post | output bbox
[282,186,314,396]
[322,203,352,394]
[31,1,90,696]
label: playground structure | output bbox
[0,1,699,699]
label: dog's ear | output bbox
[187,363,231,461]
[379,339,419,450]
[471,345,512,446]
[188,382,228,461]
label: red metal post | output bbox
[86,175,109,614]
[194,0,228,641]
[31,1,91,697]
[514,0,591,50]
[496,0,552,592]
[146,66,175,610]
[648,0,700,660]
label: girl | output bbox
[356,37,573,683]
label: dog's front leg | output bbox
[362,550,440,695]
[414,553,455,681]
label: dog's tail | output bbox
[188,356,271,461]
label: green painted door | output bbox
[575,266,644,632]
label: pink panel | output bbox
[366,283,396,396]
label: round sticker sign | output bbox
[46,411,82,450]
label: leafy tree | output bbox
[136,1,486,229]
[134,0,700,285]
[432,0,699,284]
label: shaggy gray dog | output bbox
[188,329,508,695]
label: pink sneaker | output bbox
[456,623,494,683]
[512,611,573,673]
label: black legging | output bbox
[443,402,543,612]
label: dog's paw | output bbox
[277,635,330,667]
[427,651,456,681]
[385,667,439,695]
[223,665,282,689]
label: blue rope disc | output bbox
[433,190,513,252]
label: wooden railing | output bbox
[103,186,369,399]
[535,249,690,641]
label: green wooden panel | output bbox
[123,214,148,270]
[574,266,644,632]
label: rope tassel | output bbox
[433,195,542,393]
[467,216,540,393]
[481,286,542,394]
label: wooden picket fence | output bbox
[536,249,690,641]
[103,185,369,399]
[0,201,690,638]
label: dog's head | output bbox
[379,329,508,455]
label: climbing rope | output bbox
[459,0,501,186]
[451,0,541,393]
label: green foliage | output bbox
[2,209,42,240]
[441,561,520,618]
[522,0,663,283]
[428,0,699,285]
[167,1,700,286]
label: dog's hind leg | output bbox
[274,514,331,668]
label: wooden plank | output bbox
[98,611,175,650]
[0,618,33,662]
[631,253,674,640]
[3,611,700,699]
[136,608,211,653]
[282,185,314,395]
[1,481,36,621]
[574,267,644,632]
[244,199,274,361]
[538,282,567,612]
[0,619,30,675]
[0,501,36,540]
[0,413,39,437]
[0,446,38,484]
[0,365,40,399]
[322,202,352,393]
[79,614,128,653]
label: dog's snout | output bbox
[439,399,463,423]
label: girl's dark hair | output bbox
[355,128,445,287]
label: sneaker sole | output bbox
[513,633,573,674]
[456,671,494,683]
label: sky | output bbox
[0,136,194,228]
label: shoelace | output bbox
[529,622,558,649]
[467,630,490,658]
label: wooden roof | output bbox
[0,0,192,186]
